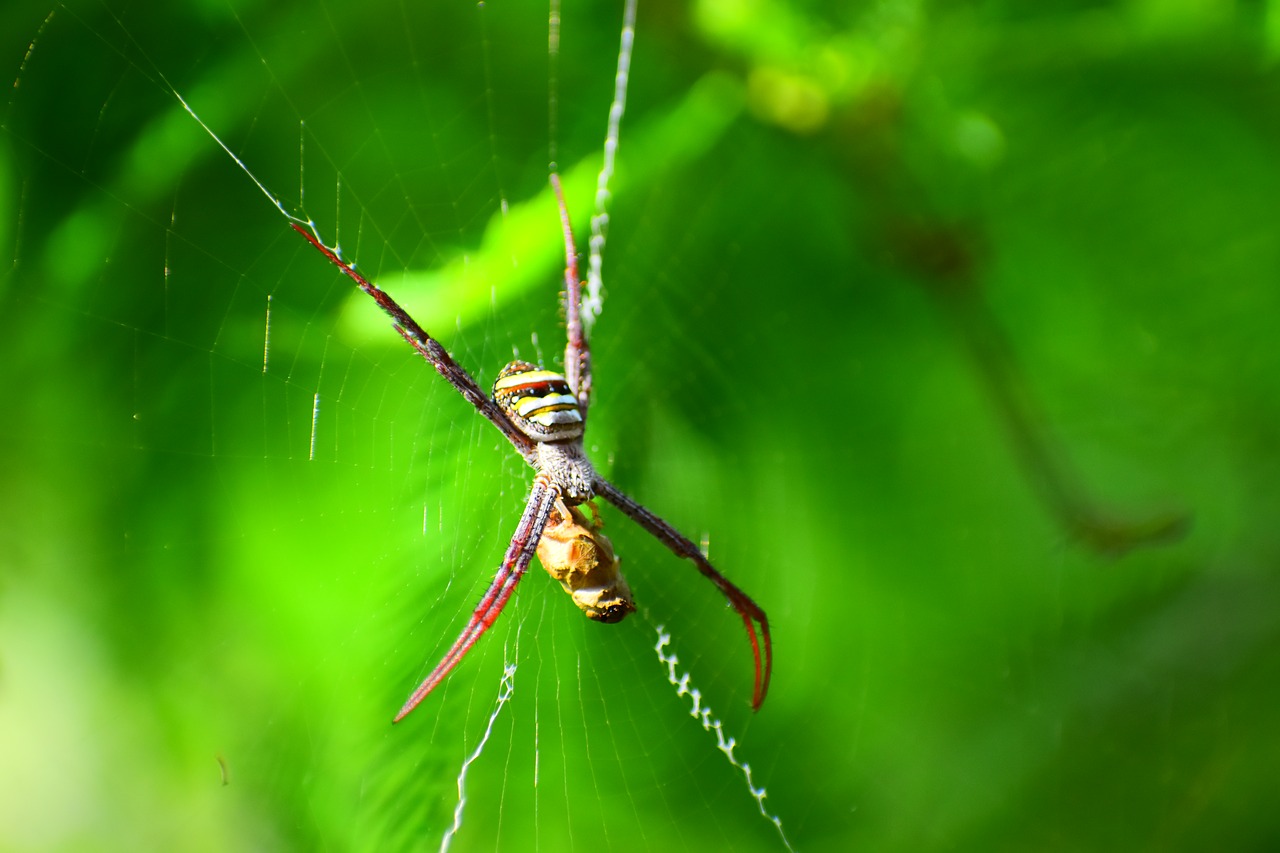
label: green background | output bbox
[3,0,1280,850]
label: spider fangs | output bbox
[291,175,771,721]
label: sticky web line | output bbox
[308,393,320,461]
[7,8,56,109]
[439,661,518,853]
[654,626,795,852]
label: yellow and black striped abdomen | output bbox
[493,360,584,441]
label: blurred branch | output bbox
[885,220,1191,556]
[697,0,1194,555]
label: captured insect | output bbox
[292,176,772,721]
[535,495,634,623]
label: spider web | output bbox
[1,1,795,850]
[12,2,1278,851]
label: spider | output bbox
[291,175,772,721]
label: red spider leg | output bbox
[291,224,537,467]
[549,174,592,420]
[393,475,561,722]
[594,478,773,710]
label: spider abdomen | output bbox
[493,360,584,442]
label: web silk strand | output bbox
[654,627,795,852]
[439,663,518,853]
[583,0,637,333]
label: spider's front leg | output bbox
[393,475,560,723]
[550,173,592,420]
[291,223,537,467]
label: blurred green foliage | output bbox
[3,0,1280,850]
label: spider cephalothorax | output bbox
[292,175,771,722]
[494,361,597,504]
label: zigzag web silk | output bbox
[46,0,794,846]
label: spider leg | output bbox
[291,224,537,467]
[550,174,592,421]
[594,478,773,710]
[393,475,561,722]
